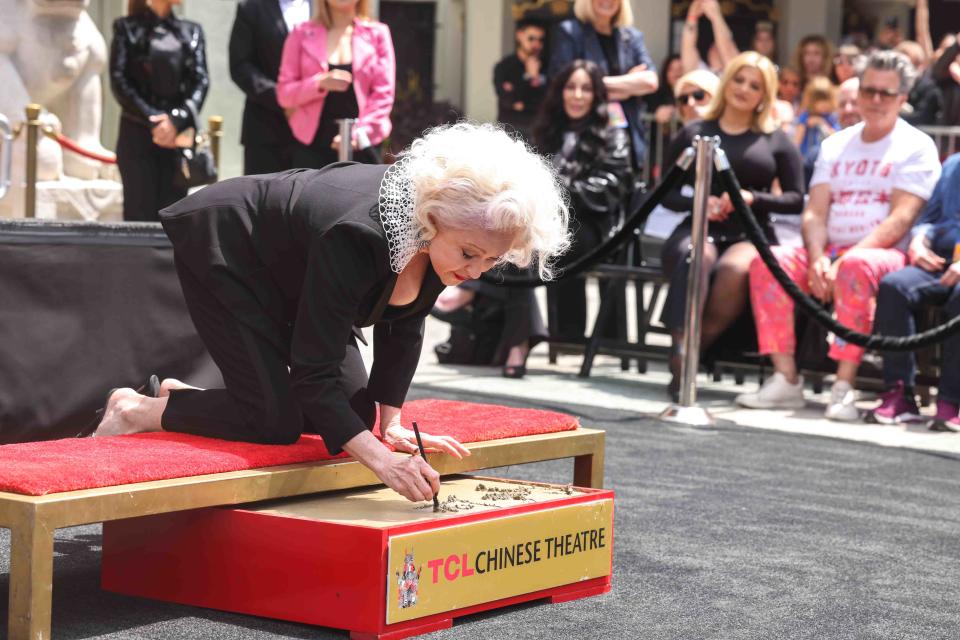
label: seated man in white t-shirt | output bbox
[736,51,942,421]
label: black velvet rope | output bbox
[480,152,692,288]
[717,166,960,352]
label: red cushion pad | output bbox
[0,399,578,496]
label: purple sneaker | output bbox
[929,400,960,432]
[869,382,923,424]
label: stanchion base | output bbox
[658,404,715,427]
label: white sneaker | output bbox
[736,372,806,409]
[825,380,860,422]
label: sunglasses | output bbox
[676,90,706,105]
[860,86,900,100]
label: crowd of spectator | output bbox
[432,0,960,433]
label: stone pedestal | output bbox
[0,0,121,220]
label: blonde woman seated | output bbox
[659,52,805,398]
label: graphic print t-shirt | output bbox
[810,118,941,248]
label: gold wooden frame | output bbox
[0,428,604,639]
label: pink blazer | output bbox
[277,19,395,147]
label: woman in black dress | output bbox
[91,123,570,503]
[109,0,209,222]
[536,59,634,345]
[660,51,805,397]
[431,60,632,377]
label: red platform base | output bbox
[349,578,611,640]
[102,476,614,638]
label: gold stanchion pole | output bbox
[24,104,41,219]
[207,115,223,177]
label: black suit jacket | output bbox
[229,0,296,147]
[159,163,444,452]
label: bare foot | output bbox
[93,388,164,437]
[158,377,202,398]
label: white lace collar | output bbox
[378,157,421,274]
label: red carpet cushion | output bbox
[0,399,578,496]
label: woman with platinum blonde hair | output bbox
[659,51,804,399]
[90,122,570,504]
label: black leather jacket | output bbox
[554,126,634,227]
[109,12,209,132]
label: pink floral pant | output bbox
[748,246,906,363]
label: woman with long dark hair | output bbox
[548,0,658,170]
[791,34,834,90]
[430,60,632,377]
[534,59,634,344]
[109,0,209,221]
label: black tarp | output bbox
[0,219,221,443]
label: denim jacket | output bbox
[913,153,960,259]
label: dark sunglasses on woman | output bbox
[860,86,900,100]
[676,90,706,105]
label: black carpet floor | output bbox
[2,389,959,639]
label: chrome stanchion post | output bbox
[660,135,718,427]
[336,118,356,162]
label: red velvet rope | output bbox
[48,131,117,164]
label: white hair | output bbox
[400,122,571,280]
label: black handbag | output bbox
[173,134,217,190]
[172,101,217,190]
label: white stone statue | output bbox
[0,0,122,220]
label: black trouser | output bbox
[549,219,620,341]
[875,265,960,402]
[116,117,187,222]
[161,257,375,444]
[243,142,296,176]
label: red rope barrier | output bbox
[47,131,117,164]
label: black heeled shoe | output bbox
[143,374,161,398]
[76,374,160,438]
[502,364,527,379]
